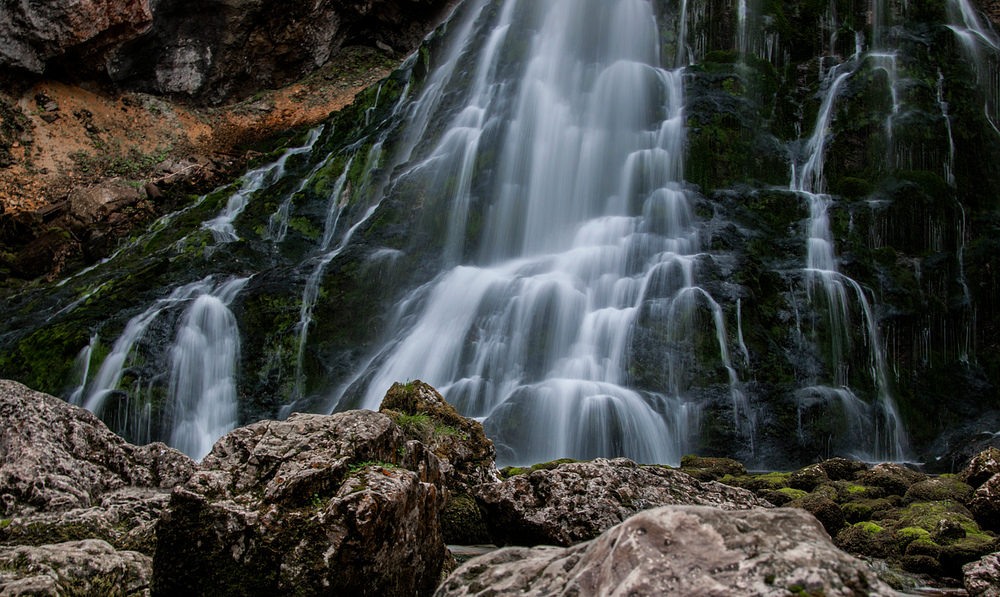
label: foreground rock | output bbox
[152,410,448,597]
[473,457,771,547]
[437,505,899,597]
[0,379,194,518]
[0,539,151,597]
[965,552,1000,597]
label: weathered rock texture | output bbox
[473,457,771,547]
[105,0,460,104]
[436,506,900,597]
[152,410,448,597]
[0,379,193,517]
[965,552,1000,597]
[380,380,500,493]
[0,539,151,597]
[0,0,153,74]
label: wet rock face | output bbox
[152,410,448,597]
[0,539,152,597]
[0,379,194,516]
[106,0,459,105]
[472,458,771,547]
[437,506,899,597]
[0,0,153,74]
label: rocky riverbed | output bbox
[2,378,999,596]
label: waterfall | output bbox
[205,127,324,243]
[81,277,249,459]
[790,55,907,462]
[167,278,249,460]
[325,0,756,466]
[947,0,1000,133]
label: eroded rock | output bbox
[67,179,146,225]
[152,410,448,597]
[473,457,770,547]
[0,379,194,516]
[436,506,900,597]
[963,448,1000,489]
[965,552,1000,597]
[0,0,152,73]
[970,473,1000,533]
[0,539,151,597]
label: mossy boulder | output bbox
[789,464,831,492]
[788,493,846,537]
[903,478,975,505]
[380,380,500,493]
[817,458,870,482]
[860,463,927,497]
[679,455,748,481]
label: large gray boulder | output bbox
[0,379,194,517]
[152,410,448,597]
[473,457,771,547]
[965,552,1000,597]
[436,505,900,597]
[0,539,151,597]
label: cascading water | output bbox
[79,276,249,458]
[789,54,907,461]
[330,0,754,466]
[167,277,249,460]
[7,0,999,472]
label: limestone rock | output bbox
[0,379,194,516]
[970,473,1000,533]
[0,0,152,73]
[472,457,770,547]
[965,552,1000,597]
[380,380,500,493]
[105,0,460,105]
[0,489,169,555]
[436,506,900,597]
[68,179,146,225]
[0,539,151,597]
[152,410,448,597]
[963,448,1000,489]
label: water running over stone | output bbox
[331,0,752,465]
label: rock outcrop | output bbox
[0,379,193,517]
[105,0,460,104]
[151,410,448,597]
[965,552,1000,597]
[436,505,900,597]
[0,539,151,597]
[473,457,770,547]
[0,0,153,74]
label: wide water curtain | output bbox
[351,0,719,465]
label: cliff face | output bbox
[1,0,459,105]
[0,0,153,74]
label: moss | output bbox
[777,487,808,500]
[856,521,884,534]
[500,458,579,479]
[441,494,490,545]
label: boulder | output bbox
[970,473,1000,533]
[472,457,770,547]
[965,552,1000,597]
[787,493,846,537]
[0,379,194,517]
[678,454,747,481]
[0,488,169,555]
[152,410,448,597]
[903,477,975,504]
[67,180,146,225]
[0,0,152,74]
[963,448,1000,489]
[0,539,151,597]
[436,506,900,597]
[818,457,870,481]
[860,463,926,497]
[9,229,77,280]
[380,380,500,493]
